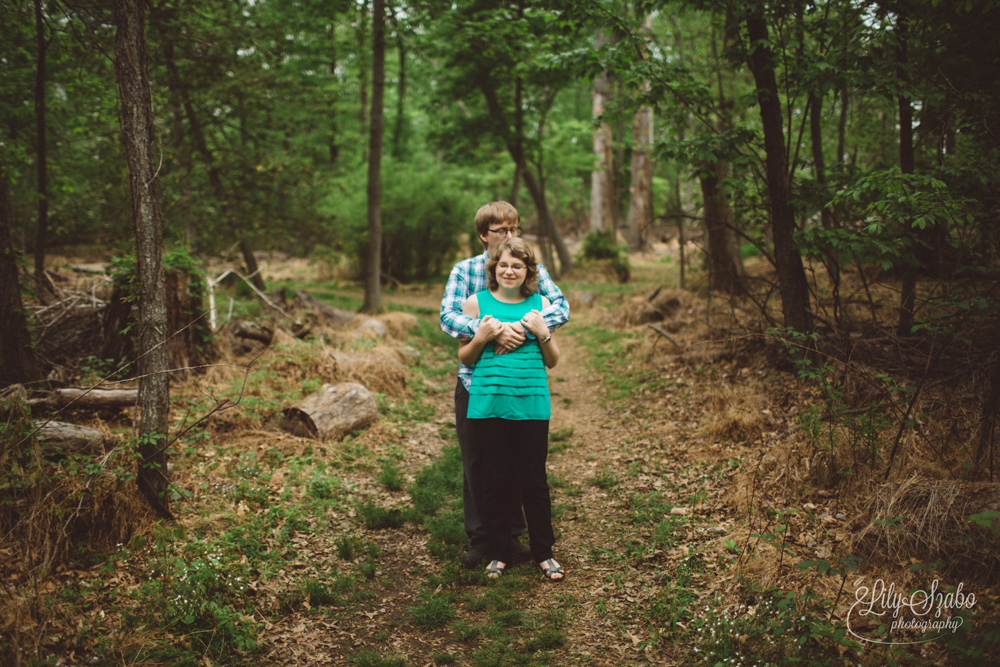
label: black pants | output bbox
[469,416,555,565]
[456,381,525,552]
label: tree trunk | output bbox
[700,159,746,294]
[479,86,573,275]
[113,0,172,520]
[329,20,340,164]
[745,3,811,333]
[590,30,614,234]
[390,5,406,157]
[362,0,385,314]
[0,163,41,388]
[33,0,49,283]
[163,39,263,291]
[810,90,840,303]
[896,12,917,337]
[358,0,369,143]
[624,14,653,252]
[625,100,652,252]
[163,39,194,247]
[837,85,848,166]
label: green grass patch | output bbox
[409,595,456,629]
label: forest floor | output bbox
[3,253,998,667]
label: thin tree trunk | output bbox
[390,5,405,157]
[33,0,48,283]
[625,13,653,252]
[358,0,369,143]
[0,163,41,387]
[896,12,916,337]
[590,30,614,234]
[745,3,811,333]
[700,160,745,294]
[329,20,340,164]
[163,40,193,247]
[837,85,848,166]
[164,45,264,291]
[362,0,385,314]
[113,0,172,519]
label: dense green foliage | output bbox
[1,0,997,307]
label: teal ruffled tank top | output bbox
[467,290,551,420]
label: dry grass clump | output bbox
[0,472,153,577]
[331,350,408,396]
[853,476,1000,581]
[706,380,770,443]
[377,312,420,340]
[609,288,689,328]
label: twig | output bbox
[646,324,682,351]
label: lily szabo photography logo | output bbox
[847,579,977,645]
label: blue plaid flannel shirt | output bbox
[440,250,571,390]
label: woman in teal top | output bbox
[459,238,564,581]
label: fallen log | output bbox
[33,387,138,409]
[293,290,356,327]
[278,382,376,441]
[37,420,105,456]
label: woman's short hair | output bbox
[487,237,539,297]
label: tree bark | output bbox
[362,0,385,314]
[358,0,370,143]
[113,0,172,519]
[0,163,41,388]
[390,4,406,157]
[162,38,264,291]
[329,20,340,164]
[590,30,614,234]
[625,100,652,252]
[480,85,573,275]
[745,4,811,333]
[33,0,49,283]
[624,14,653,252]
[896,11,917,337]
[700,159,746,294]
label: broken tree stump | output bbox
[278,382,377,441]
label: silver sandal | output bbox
[485,560,506,579]
[538,558,564,581]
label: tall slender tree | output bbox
[32,0,48,283]
[744,2,811,332]
[113,0,172,519]
[590,29,615,234]
[0,163,40,388]
[362,0,385,314]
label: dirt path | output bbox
[260,309,730,666]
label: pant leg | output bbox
[455,380,487,552]
[457,380,525,552]
[470,417,515,564]
[511,420,555,563]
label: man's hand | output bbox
[493,321,526,354]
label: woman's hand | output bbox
[476,314,504,342]
[520,310,549,340]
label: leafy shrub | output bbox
[323,156,475,283]
[581,230,630,283]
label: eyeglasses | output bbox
[488,227,521,237]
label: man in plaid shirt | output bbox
[440,201,570,568]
